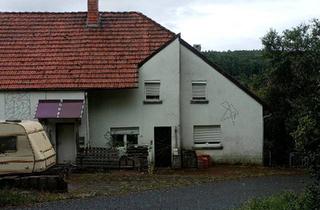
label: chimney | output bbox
[87,0,100,27]
[193,44,202,52]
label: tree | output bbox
[262,19,320,207]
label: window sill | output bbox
[193,144,223,150]
[143,100,163,104]
[191,99,209,104]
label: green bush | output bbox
[237,191,316,210]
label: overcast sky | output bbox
[0,0,319,51]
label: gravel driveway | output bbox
[13,175,309,210]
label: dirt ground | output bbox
[67,165,305,198]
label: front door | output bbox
[154,127,172,167]
[56,123,76,164]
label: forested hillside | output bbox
[202,50,268,97]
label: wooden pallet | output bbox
[76,146,149,171]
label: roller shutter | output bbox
[193,125,222,144]
[192,82,206,99]
[145,81,160,99]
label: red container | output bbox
[197,155,211,169]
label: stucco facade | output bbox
[180,44,263,164]
[0,38,263,166]
[88,39,181,165]
[86,37,263,165]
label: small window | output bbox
[112,134,125,147]
[0,136,17,153]
[144,81,161,102]
[191,81,208,103]
[193,125,223,149]
[110,127,139,149]
[127,134,138,147]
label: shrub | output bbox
[237,191,316,210]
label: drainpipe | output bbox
[85,92,90,147]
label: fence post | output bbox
[269,151,272,167]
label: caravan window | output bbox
[0,136,17,153]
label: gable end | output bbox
[180,38,266,108]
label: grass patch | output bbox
[0,189,66,208]
[237,191,314,210]
[0,189,36,207]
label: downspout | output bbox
[85,92,91,147]
[178,34,183,150]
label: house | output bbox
[0,0,264,167]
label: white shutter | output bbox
[193,125,222,144]
[145,81,160,99]
[110,127,139,135]
[192,82,206,99]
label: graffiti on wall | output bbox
[5,93,32,120]
[220,101,239,125]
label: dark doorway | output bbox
[56,123,76,164]
[154,127,172,167]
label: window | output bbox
[193,125,223,149]
[191,81,208,104]
[110,127,139,149]
[144,81,162,103]
[0,136,17,153]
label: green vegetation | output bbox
[237,191,316,210]
[261,19,320,168]
[205,19,320,208]
[0,190,35,207]
[202,50,269,98]
[0,189,65,208]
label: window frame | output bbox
[193,125,223,150]
[0,136,18,153]
[110,127,139,150]
[191,80,209,104]
[144,80,162,104]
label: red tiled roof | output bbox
[0,12,175,90]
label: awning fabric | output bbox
[35,100,84,119]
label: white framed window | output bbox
[110,127,139,149]
[144,80,162,103]
[193,125,223,149]
[191,81,208,103]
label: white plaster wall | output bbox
[180,44,263,164]
[0,91,87,145]
[88,39,181,163]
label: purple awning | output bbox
[35,100,60,119]
[35,100,84,119]
[59,100,84,118]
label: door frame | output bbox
[55,122,78,164]
[154,126,172,168]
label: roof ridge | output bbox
[0,11,152,15]
[0,11,85,14]
[134,12,175,36]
